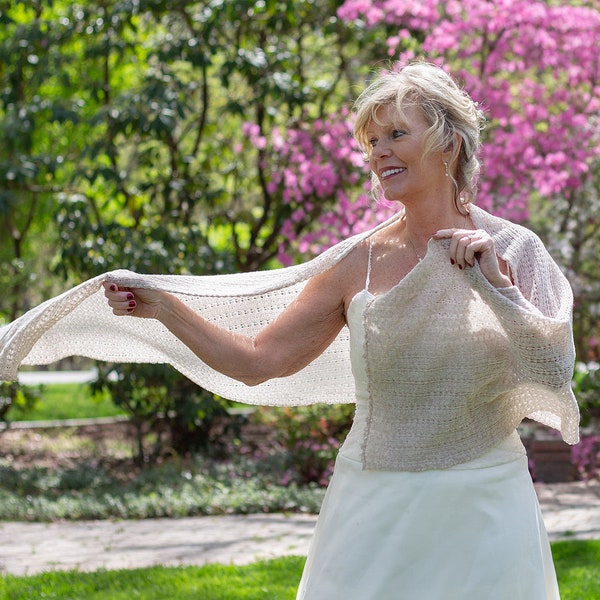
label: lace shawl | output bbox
[0,206,579,448]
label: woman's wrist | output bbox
[153,291,178,323]
[489,274,513,289]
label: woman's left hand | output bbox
[432,228,513,288]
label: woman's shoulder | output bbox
[327,237,370,283]
[310,237,370,314]
[470,205,544,249]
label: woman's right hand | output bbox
[103,282,166,319]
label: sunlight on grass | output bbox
[11,383,126,422]
[2,542,599,599]
[3,425,133,465]
[0,557,305,600]
[552,539,600,599]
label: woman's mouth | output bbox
[380,167,405,179]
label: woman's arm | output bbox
[103,266,347,387]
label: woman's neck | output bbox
[401,204,471,243]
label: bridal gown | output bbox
[296,288,560,600]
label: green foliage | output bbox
[91,364,234,465]
[0,454,325,521]
[0,382,41,423]
[0,557,305,600]
[0,0,386,447]
[0,0,380,322]
[53,194,235,277]
[254,404,354,485]
[572,361,600,427]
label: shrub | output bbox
[0,382,41,424]
[572,361,600,427]
[571,435,600,481]
[91,364,236,465]
[252,404,354,486]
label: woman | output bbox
[102,63,578,598]
[1,62,579,598]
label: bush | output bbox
[252,404,354,486]
[0,382,41,424]
[91,364,235,465]
[572,361,600,427]
[571,435,600,481]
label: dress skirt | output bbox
[296,433,559,600]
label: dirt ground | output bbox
[0,421,135,470]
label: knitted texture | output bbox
[361,235,578,471]
[0,215,396,406]
[0,207,579,457]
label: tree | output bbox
[0,0,78,322]
[333,0,600,354]
[1,0,599,433]
[0,0,389,450]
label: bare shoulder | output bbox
[304,239,370,317]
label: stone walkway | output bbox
[1,480,598,576]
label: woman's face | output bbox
[366,102,447,204]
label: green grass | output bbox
[1,542,599,599]
[0,557,305,600]
[11,384,126,422]
[552,539,600,599]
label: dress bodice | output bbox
[338,289,371,462]
[339,248,527,470]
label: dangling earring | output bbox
[444,161,450,177]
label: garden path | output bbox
[0,480,599,576]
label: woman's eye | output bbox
[392,129,406,139]
[369,138,378,148]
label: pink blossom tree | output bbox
[334,0,600,223]
[241,115,396,265]
[288,0,600,354]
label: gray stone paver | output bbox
[0,513,317,576]
[0,482,599,576]
[534,480,600,542]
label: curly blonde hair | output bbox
[353,61,486,211]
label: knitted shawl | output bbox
[0,206,579,446]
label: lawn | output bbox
[9,383,126,422]
[3,384,599,599]
[0,557,304,600]
[1,542,599,599]
[552,538,600,599]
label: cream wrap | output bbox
[0,206,579,448]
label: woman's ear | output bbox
[443,132,462,167]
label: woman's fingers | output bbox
[433,228,494,269]
[102,283,164,319]
[103,281,137,315]
[432,228,511,287]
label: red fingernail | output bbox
[450,259,455,265]
[129,300,136,307]
[127,308,134,313]
[127,293,134,300]
[110,284,117,292]
[458,264,463,270]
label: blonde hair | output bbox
[353,61,486,210]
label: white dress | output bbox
[296,289,560,600]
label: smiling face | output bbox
[366,102,451,205]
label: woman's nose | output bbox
[371,139,391,158]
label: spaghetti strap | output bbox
[365,238,373,292]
